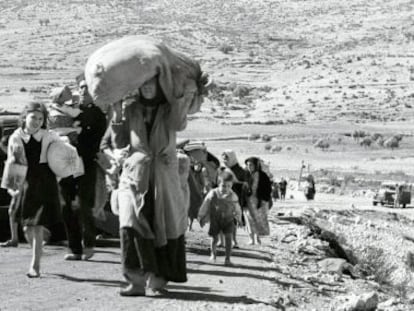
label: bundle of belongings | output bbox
[48,86,82,144]
[84,35,210,116]
[46,86,84,178]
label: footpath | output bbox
[0,222,283,311]
[3,193,410,311]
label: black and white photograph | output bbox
[1,0,414,310]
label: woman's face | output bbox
[221,153,229,167]
[140,78,157,100]
[246,161,256,173]
[25,111,44,134]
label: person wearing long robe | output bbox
[110,76,189,296]
[244,157,271,245]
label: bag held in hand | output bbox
[1,162,28,190]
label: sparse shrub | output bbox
[393,134,404,142]
[376,137,385,147]
[371,133,383,141]
[328,175,341,187]
[218,43,234,54]
[355,246,398,285]
[260,134,271,142]
[314,138,330,150]
[232,85,250,98]
[384,137,400,149]
[248,133,260,141]
[352,130,369,140]
[360,137,372,148]
[20,87,27,92]
[271,146,282,153]
[264,143,272,151]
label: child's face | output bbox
[218,181,233,195]
[25,111,44,134]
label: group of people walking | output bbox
[1,79,106,277]
[0,73,280,296]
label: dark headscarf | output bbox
[245,157,271,206]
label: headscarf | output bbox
[245,157,261,171]
[222,149,238,168]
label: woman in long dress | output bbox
[110,76,189,296]
[244,157,271,245]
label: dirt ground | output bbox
[1,192,414,311]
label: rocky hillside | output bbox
[1,0,414,124]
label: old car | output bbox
[372,181,412,208]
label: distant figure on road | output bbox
[279,177,287,200]
[394,184,402,208]
[304,175,316,201]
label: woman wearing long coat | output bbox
[110,76,189,296]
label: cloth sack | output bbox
[47,141,83,178]
[84,35,209,113]
[1,162,28,190]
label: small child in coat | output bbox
[198,171,242,266]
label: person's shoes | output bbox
[224,259,234,267]
[26,268,40,278]
[119,284,145,297]
[209,254,216,262]
[64,253,82,261]
[233,242,240,249]
[0,240,18,247]
[146,288,169,297]
[82,248,94,261]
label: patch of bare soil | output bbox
[2,195,414,310]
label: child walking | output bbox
[198,172,242,266]
[2,102,62,277]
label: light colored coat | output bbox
[111,100,188,247]
[6,128,61,166]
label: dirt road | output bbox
[1,193,413,311]
[0,223,282,310]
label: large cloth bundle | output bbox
[84,36,209,113]
[47,141,83,178]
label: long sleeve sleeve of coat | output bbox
[198,190,213,227]
[109,120,129,149]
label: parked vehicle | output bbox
[372,181,412,208]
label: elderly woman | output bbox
[244,157,271,245]
[110,76,189,296]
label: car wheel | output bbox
[373,201,378,206]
